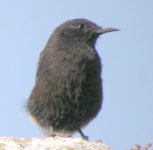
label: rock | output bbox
[0,136,110,150]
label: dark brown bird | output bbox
[27,18,119,139]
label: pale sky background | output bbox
[0,0,153,149]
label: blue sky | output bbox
[0,0,153,149]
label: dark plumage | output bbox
[27,18,119,139]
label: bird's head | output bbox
[50,18,119,49]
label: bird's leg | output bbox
[42,126,56,137]
[78,128,88,140]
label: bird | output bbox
[27,18,119,140]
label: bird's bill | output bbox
[97,27,120,34]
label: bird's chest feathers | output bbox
[59,47,96,65]
[50,49,97,81]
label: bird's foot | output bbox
[50,131,72,138]
[50,133,56,138]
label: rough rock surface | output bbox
[0,136,110,150]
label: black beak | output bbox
[97,27,120,35]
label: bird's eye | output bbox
[76,24,84,29]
